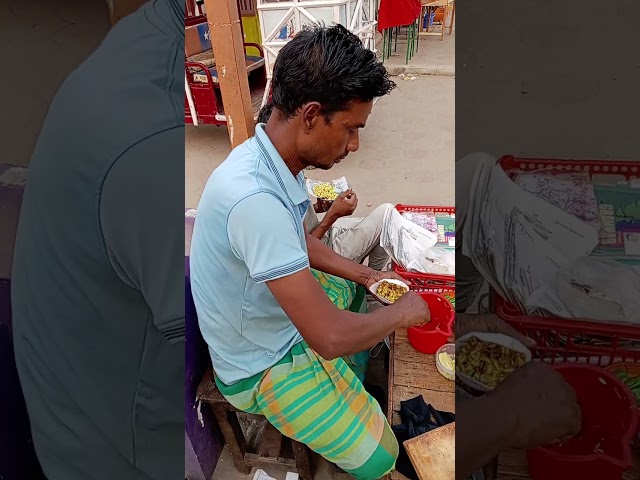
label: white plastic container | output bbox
[435,343,455,381]
[456,332,532,393]
[368,279,410,305]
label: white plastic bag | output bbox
[528,257,640,324]
[406,247,455,275]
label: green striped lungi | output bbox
[216,270,399,480]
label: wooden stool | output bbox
[197,368,315,480]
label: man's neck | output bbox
[263,119,306,178]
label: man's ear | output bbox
[300,102,323,133]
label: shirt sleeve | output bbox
[99,127,185,343]
[227,192,310,283]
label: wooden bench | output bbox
[196,367,315,480]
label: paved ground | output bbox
[379,30,455,76]
[185,77,455,213]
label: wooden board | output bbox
[212,86,265,120]
[388,329,455,425]
[387,329,456,480]
[404,423,455,480]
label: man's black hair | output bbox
[257,102,274,124]
[271,23,396,119]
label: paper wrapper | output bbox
[456,332,532,394]
[305,177,349,200]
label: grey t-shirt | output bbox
[11,1,184,479]
[303,203,321,233]
[303,202,334,246]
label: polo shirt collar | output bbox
[255,124,309,206]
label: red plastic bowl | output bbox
[527,364,638,480]
[407,293,455,354]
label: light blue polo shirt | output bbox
[190,124,312,385]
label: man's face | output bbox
[299,100,373,170]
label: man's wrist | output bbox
[354,264,374,286]
[322,210,341,225]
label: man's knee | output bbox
[346,428,399,480]
[369,203,393,230]
[374,203,394,218]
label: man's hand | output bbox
[492,361,582,449]
[364,269,406,289]
[391,290,431,328]
[310,189,357,239]
[455,360,582,479]
[453,313,536,347]
[326,189,358,219]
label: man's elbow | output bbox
[309,335,342,360]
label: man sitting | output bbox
[190,24,429,480]
[258,103,394,271]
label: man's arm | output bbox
[100,127,184,343]
[310,211,338,239]
[227,193,429,359]
[267,268,427,359]
[306,232,372,285]
[309,190,358,240]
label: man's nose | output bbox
[347,130,360,152]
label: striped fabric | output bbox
[216,271,398,479]
[310,268,356,310]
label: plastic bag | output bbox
[513,171,601,231]
[529,257,640,324]
[406,247,455,275]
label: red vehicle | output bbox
[184,43,267,126]
[184,0,268,126]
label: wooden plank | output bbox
[291,440,314,480]
[203,0,255,147]
[391,385,455,426]
[244,452,296,468]
[393,354,455,393]
[391,469,411,480]
[404,423,455,480]
[389,329,455,480]
[211,405,252,475]
[388,331,455,480]
[389,330,455,425]
[257,422,282,459]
